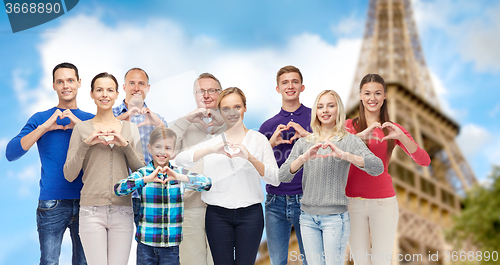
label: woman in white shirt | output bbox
[176,87,280,265]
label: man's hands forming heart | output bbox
[269,122,311,148]
[42,109,82,132]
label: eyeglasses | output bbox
[194,88,221,95]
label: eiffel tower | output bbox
[256,0,477,264]
[345,0,477,264]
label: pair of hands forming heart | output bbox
[213,141,250,160]
[84,129,127,147]
[144,166,186,184]
[43,109,81,131]
[270,121,311,148]
[357,122,404,142]
[301,142,346,162]
[116,105,164,128]
[185,108,224,129]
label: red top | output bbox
[345,119,431,199]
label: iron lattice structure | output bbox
[257,0,477,264]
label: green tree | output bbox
[447,166,500,264]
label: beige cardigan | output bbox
[64,120,145,206]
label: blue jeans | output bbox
[300,211,350,265]
[205,203,264,265]
[137,242,179,265]
[265,194,307,265]
[36,199,87,265]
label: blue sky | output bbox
[1,0,499,264]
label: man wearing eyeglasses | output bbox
[171,73,226,265]
[113,67,168,228]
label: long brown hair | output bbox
[352,74,395,160]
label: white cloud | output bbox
[428,71,467,120]
[14,14,362,127]
[456,124,492,159]
[413,0,500,73]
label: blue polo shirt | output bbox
[258,104,312,195]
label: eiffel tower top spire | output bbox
[347,0,439,111]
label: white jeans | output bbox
[79,205,134,265]
[179,207,213,265]
[347,196,398,265]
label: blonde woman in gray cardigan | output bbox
[64,72,145,265]
[279,90,383,265]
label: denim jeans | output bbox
[265,194,307,265]
[137,242,179,265]
[300,211,350,265]
[205,203,264,265]
[36,199,87,265]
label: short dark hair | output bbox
[91,72,119,92]
[124,68,149,83]
[52,62,79,82]
[276,65,303,85]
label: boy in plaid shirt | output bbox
[115,127,211,265]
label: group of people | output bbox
[6,63,430,265]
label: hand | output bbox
[41,109,65,132]
[138,107,164,127]
[115,105,141,121]
[61,109,82,130]
[287,121,310,142]
[161,166,189,182]
[143,167,164,184]
[84,129,107,146]
[211,142,231,158]
[356,122,382,141]
[269,124,291,147]
[381,122,404,141]
[106,130,128,147]
[205,109,225,127]
[300,143,326,162]
[226,143,250,160]
[321,142,346,159]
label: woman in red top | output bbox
[345,74,430,265]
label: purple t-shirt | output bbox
[259,104,312,195]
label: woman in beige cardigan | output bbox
[64,72,145,265]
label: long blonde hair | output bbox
[306,90,349,143]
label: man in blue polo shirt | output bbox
[259,65,311,265]
[6,62,94,265]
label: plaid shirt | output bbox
[114,162,211,247]
[113,100,168,165]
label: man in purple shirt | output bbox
[258,65,311,265]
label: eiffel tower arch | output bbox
[256,0,477,264]
[345,0,477,264]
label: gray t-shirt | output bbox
[279,134,383,215]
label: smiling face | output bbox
[194,78,221,109]
[91,78,118,110]
[316,93,338,128]
[219,93,246,128]
[53,68,81,103]
[276,72,304,103]
[360,82,386,115]
[123,69,150,106]
[148,137,176,168]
